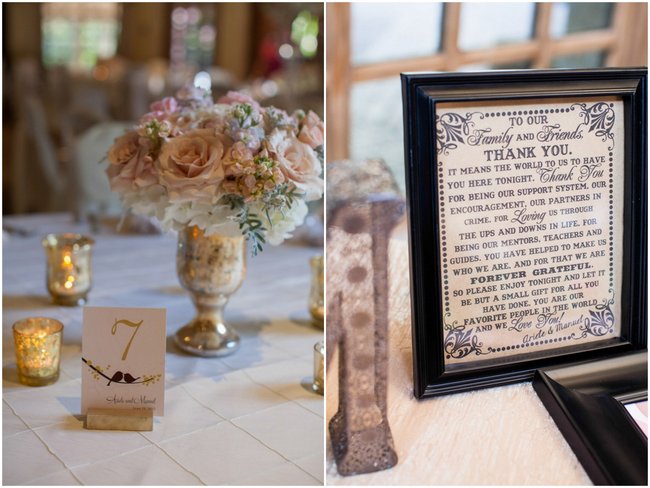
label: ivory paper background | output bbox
[436,97,623,367]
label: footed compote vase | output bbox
[175,226,246,357]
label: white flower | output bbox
[122,185,168,223]
[261,199,309,246]
[187,202,241,237]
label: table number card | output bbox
[81,307,166,416]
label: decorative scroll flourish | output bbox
[436,112,482,155]
[443,314,486,359]
[82,357,161,386]
[573,102,616,150]
[576,295,615,339]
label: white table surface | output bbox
[325,224,592,485]
[3,213,324,486]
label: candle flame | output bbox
[61,253,74,270]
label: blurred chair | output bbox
[9,60,54,214]
[65,78,111,133]
[126,66,151,120]
[96,56,131,120]
[11,58,40,101]
[25,97,64,194]
[69,121,131,220]
[11,95,68,214]
[44,66,71,115]
[127,59,171,120]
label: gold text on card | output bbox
[111,319,143,360]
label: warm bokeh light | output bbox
[291,10,319,58]
[279,43,294,59]
[193,71,212,91]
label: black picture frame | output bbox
[532,350,648,485]
[401,68,647,399]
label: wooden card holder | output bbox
[85,408,154,431]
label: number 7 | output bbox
[111,319,143,360]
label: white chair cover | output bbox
[70,121,133,219]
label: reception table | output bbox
[3,213,323,485]
[326,220,592,485]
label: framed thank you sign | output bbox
[401,69,647,398]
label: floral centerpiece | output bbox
[106,86,324,357]
[106,86,324,254]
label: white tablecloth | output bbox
[325,224,592,485]
[3,214,324,486]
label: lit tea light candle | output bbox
[13,317,64,386]
[42,234,94,306]
[313,341,324,395]
[309,255,324,329]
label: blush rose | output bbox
[157,129,233,202]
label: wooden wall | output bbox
[118,3,171,62]
[5,3,41,63]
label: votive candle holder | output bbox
[42,233,94,306]
[13,317,64,386]
[313,341,324,395]
[309,255,324,329]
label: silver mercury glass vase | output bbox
[175,226,246,356]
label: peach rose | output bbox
[218,91,261,111]
[157,129,232,202]
[267,132,323,200]
[197,115,227,133]
[108,131,140,167]
[141,97,179,124]
[177,86,213,107]
[298,111,324,149]
[106,131,156,192]
[150,97,178,115]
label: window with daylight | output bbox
[41,3,121,72]
[327,2,647,191]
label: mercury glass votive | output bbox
[13,317,64,386]
[309,255,324,329]
[313,341,324,395]
[42,233,94,306]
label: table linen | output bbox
[3,213,324,486]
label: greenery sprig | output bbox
[237,205,267,256]
[221,180,302,256]
[222,194,267,256]
[143,119,166,156]
[314,145,324,164]
[233,103,259,127]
